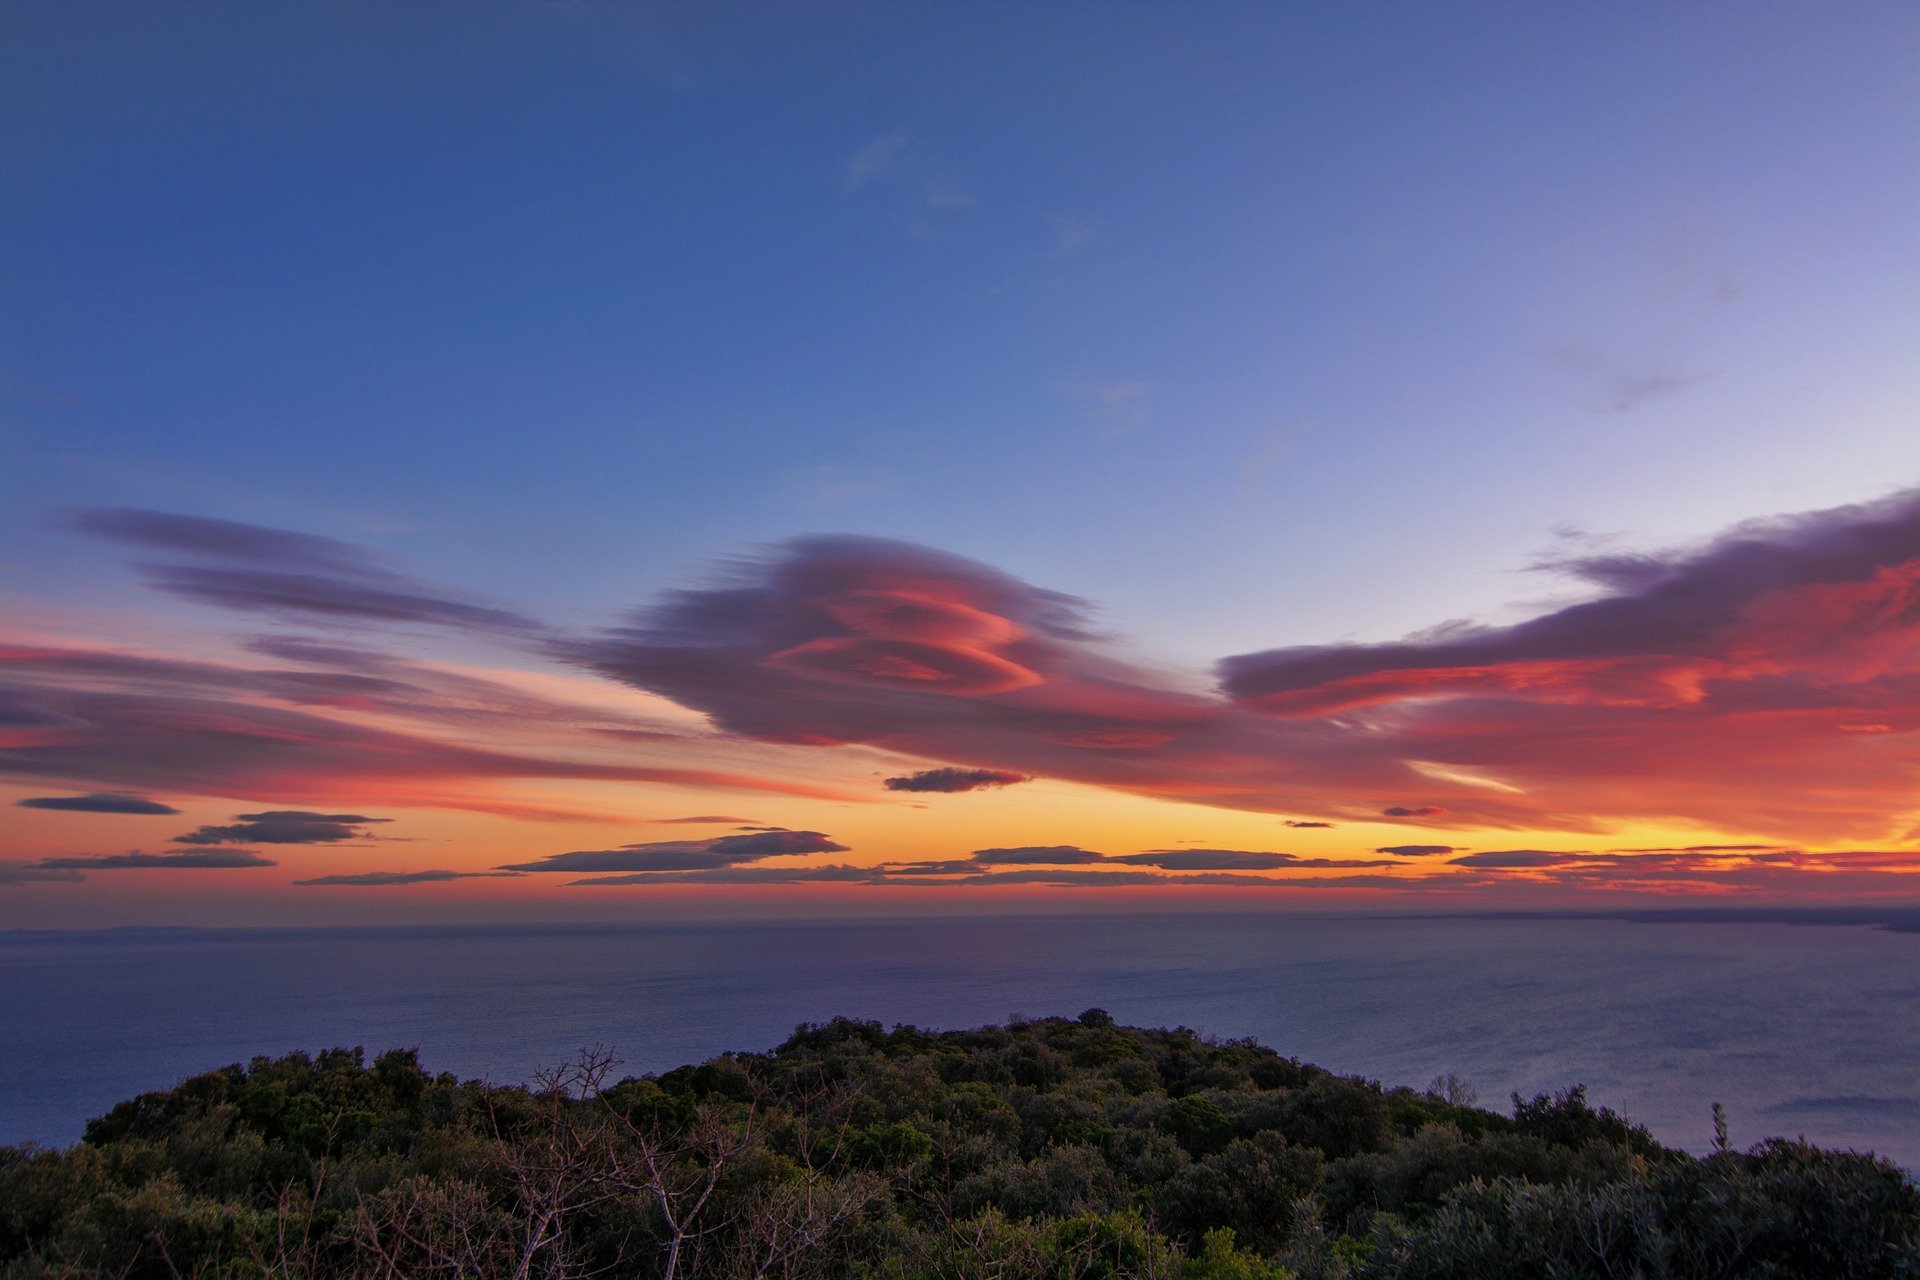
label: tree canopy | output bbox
[2,1013,1913,1278]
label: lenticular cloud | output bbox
[571,493,1920,842]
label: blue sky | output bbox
[3,3,1918,925]
[7,2,1913,660]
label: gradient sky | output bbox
[2,1,1916,927]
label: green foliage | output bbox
[1,1017,1911,1279]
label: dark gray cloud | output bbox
[969,845,1105,865]
[648,814,762,825]
[706,830,850,857]
[1284,820,1336,828]
[501,829,848,874]
[571,863,879,886]
[295,870,518,886]
[1448,850,1579,868]
[1110,848,1398,871]
[17,792,181,815]
[35,849,276,870]
[1381,806,1447,819]
[0,863,86,883]
[173,810,392,845]
[1377,845,1459,857]
[883,767,1031,793]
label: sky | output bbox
[2,1,1916,927]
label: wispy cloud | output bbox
[295,869,520,886]
[71,508,539,633]
[843,134,909,188]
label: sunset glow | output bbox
[2,2,1915,928]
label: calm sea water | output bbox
[1,914,1914,1167]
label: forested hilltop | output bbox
[2,1014,1913,1279]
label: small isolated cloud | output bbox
[1594,364,1705,413]
[921,174,977,211]
[844,134,908,188]
[295,870,515,886]
[18,792,180,815]
[1048,215,1096,259]
[1067,380,1152,436]
[0,863,85,883]
[969,845,1105,865]
[173,810,392,845]
[648,815,761,825]
[501,829,847,874]
[1382,806,1447,819]
[36,849,276,870]
[1550,348,1708,414]
[884,767,1030,794]
[1448,849,1577,868]
[1284,820,1335,829]
[1377,845,1459,857]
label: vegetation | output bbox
[2,1013,1912,1278]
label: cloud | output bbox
[551,837,1913,896]
[648,815,762,825]
[563,494,1920,843]
[921,174,977,211]
[0,863,86,883]
[0,642,864,816]
[17,792,180,815]
[34,849,276,870]
[706,830,849,857]
[969,845,1105,865]
[844,134,908,187]
[500,829,847,873]
[26,494,1920,857]
[1285,820,1335,828]
[1110,848,1398,871]
[1067,380,1151,436]
[73,508,539,632]
[172,810,392,845]
[1222,490,1920,719]
[1548,348,1708,414]
[1448,850,1581,868]
[1420,846,1920,897]
[294,870,517,886]
[572,863,880,886]
[1377,845,1459,857]
[884,766,1030,793]
[1048,215,1096,259]
[69,509,384,574]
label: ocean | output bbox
[1,912,1914,1168]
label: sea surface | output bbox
[1,913,1914,1167]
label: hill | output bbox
[2,1013,1913,1278]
